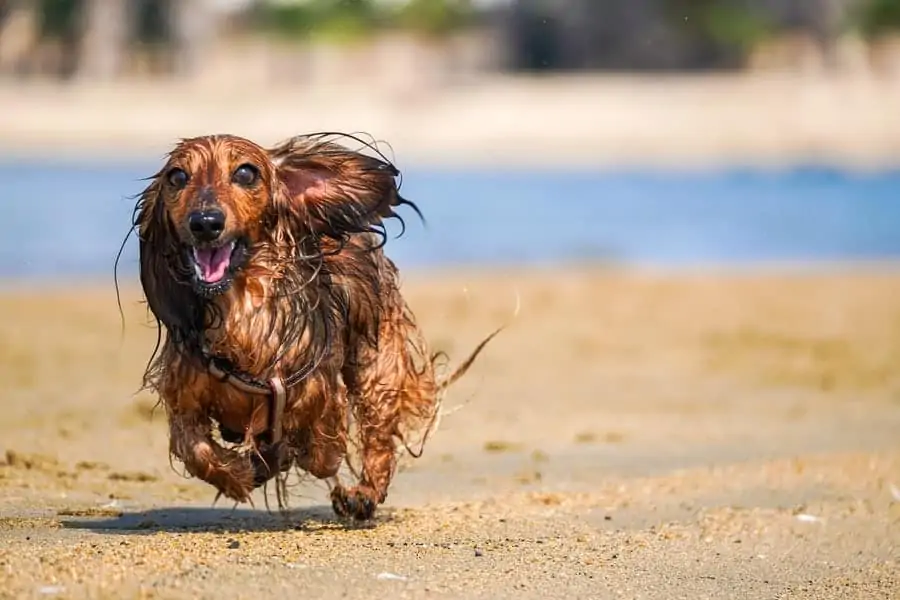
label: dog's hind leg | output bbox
[290,375,349,480]
[331,309,438,521]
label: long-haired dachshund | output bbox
[132,133,496,521]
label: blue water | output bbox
[1,159,898,282]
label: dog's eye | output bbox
[232,164,259,187]
[166,168,189,190]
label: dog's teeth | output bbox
[191,248,203,278]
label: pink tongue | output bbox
[194,246,231,283]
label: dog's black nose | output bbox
[188,209,226,242]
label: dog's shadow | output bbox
[61,504,393,535]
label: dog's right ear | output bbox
[136,177,205,343]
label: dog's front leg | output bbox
[167,409,256,503]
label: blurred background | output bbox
[0,0,899,279]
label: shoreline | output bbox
[1,73,899,170]
[3,259,900,293]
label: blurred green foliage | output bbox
[30,0,900,52]
[252,0,475,42]
[37,0,79,39]
[698,4,775,49]
[671,0,900,45]
[253,0,380,43]
[393,0,475,38]
[852,0,900,38]
[666,1,775,56]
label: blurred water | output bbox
[1,159,898,283]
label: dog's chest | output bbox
[195,371,271,439]
[206,282,303,366]
[191,281,338,438]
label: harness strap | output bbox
[207,357,271,395]
[268,377,287,444]
[204,351,287,444]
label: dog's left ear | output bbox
[268,136,423,240]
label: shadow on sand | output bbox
[60,504,395,535]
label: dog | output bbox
[131,133,497,521]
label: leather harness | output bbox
[201,348,290,444]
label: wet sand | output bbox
[0,267,899,599]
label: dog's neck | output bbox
[197,259,331,382]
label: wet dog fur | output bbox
[129,133,495,520]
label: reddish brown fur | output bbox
[134,133,493,520]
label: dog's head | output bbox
[134,133,419,339]
[141,135,275,298]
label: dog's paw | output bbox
[186,442,255,503]
[330,485,378,521]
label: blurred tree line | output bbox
[245,0,900,57]
[504,0,900,71]
[3,0,900,78]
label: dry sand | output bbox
[0,267,898,599]
[1,73,900,169]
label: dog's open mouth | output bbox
[187,239,246,295]
[193,241,235,283]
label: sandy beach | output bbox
[0,267,898,598]
[1,73,900,169]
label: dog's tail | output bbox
[400,326,503,460]
[398,290,517,460]
[435,286,521,392]
[436,326,505,393]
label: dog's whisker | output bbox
[510,285,523,321]
[437,399,472,419]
